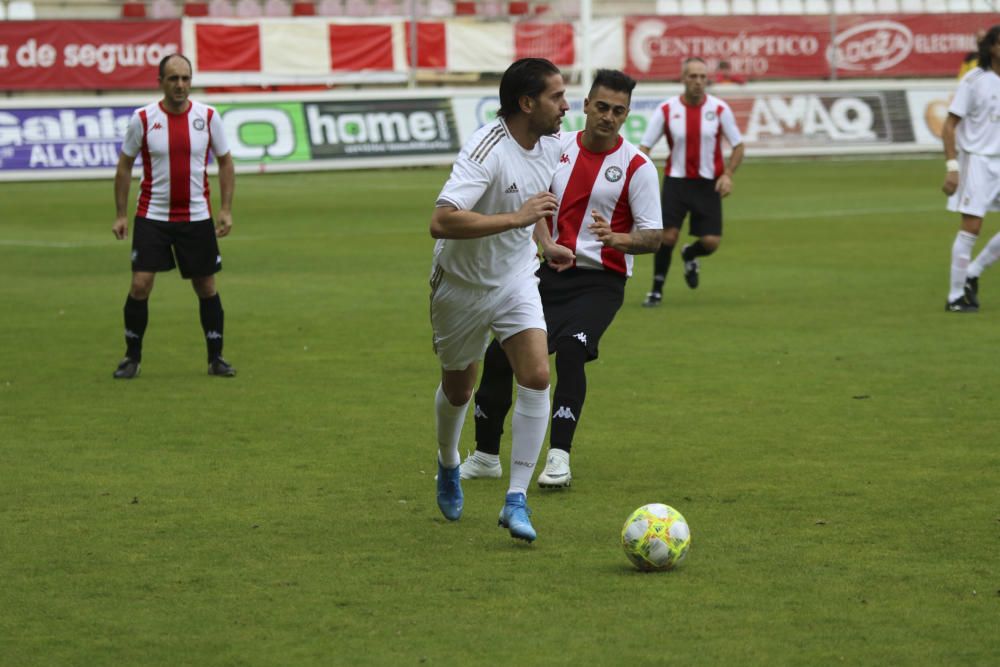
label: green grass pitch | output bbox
[1,157,998,665]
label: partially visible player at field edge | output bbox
[639,57,744,307]
[461,69,662,489]
[111,54,236,378]
[942,25,1000,313]
[428,58,568,542]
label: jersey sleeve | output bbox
[640,105,666,150]
[628,159,663,231]
[948,74,972,118]
[435,149,491,210]
[120,112,144,158]
[209,108,230,158]
[719,103,743,147]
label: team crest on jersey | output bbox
[705,110,717,121]
[604,166,623,182]
[193,118,206,131]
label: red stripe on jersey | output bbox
[601,154,646,276]
[713,104,724,178]
[556,134,608,258]
[137,110,152,218]
[167,107,192,222]
[204,108,213,218]
[684,100,701,179]
[662,103,673,175]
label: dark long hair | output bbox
[497,58,561,119]
[977,25,1000,71]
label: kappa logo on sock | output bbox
[553,405,577,421]
[573,332,588,345]
[124,329,140,340]
[206,331,222,340]
[474,404,488,419]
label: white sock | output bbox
[435,383,468,469]
[968,231,1000,279]
[949,231,977,301]
[508,384,549,496]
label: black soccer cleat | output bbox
[945,297,978,313]
[113,357,140,379]
[642,292,662,308]
[208,357,237,377]
[964,276,979,308]
[681,244,700,289]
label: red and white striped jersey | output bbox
[640,93,742,180]
[549,132,662,277]
[121,100,230,222]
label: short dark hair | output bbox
[497,58,561,119]
[158,53,192,79]
[977,25,1000,70]
[588,69,637,101]
[682,57,707,72]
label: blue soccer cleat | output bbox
[436,460,463,521]
[498,492,536,542]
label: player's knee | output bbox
[517,362,550,391]
[443,384,474,406]
[701,236,721,253]
[129,276,154,299]
[662,228,679,246]
[191,276,217,299]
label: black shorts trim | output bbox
[661,177,723,237]
[131,217,222,279]
[537,263,625,361]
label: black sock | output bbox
[682,240,714,260]
[123,295,148,362]
[199,293,224,362]
[550,339,589,454]
[651,244,674,294]
[473,339,514,457]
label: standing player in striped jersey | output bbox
[639,57,744,307]
[429,58,568,541]
[459,69,662,489]
[111,54,236,379]
[942,25,1000,313]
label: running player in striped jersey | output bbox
[111,54,236,379]
[429,58,568,541]
[639,57,744,307]
[461,69,662,489]
[942,25,1000,313]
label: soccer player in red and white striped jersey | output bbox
[639,57,744,306]
[111,54,236,379]
[462,69,663,489]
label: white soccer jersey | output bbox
[549,131,662,277]
[641,94,742,180]
[950,68,1000,157]
[434,118,562,287]
[121,100,230,222]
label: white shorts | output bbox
[429,265,546,371]
[948,153,1000,218]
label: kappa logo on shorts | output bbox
[504,182,519,194]
[605,166,623,182]
[131,250,138,263]
[573,331,588,345]
[193,118,206,131]
[216,255,222,265]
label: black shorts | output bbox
[538,263,626,361]
[661,177,723,237]
[131,217,222,279]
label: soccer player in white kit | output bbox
[461,70,663,489]
[638,57,744,307]
[429,58,569,541]
[111,54,236,378]
[942,25,1000,313]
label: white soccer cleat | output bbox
[459,452,502,480]
[537,449,572,488]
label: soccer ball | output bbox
[620,503,691,572]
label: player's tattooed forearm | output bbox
[628,229,662,254]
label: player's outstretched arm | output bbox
[941,114,961,196]
[430,192,558,239]
[112,153,136,240]
[215,152,235,237]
